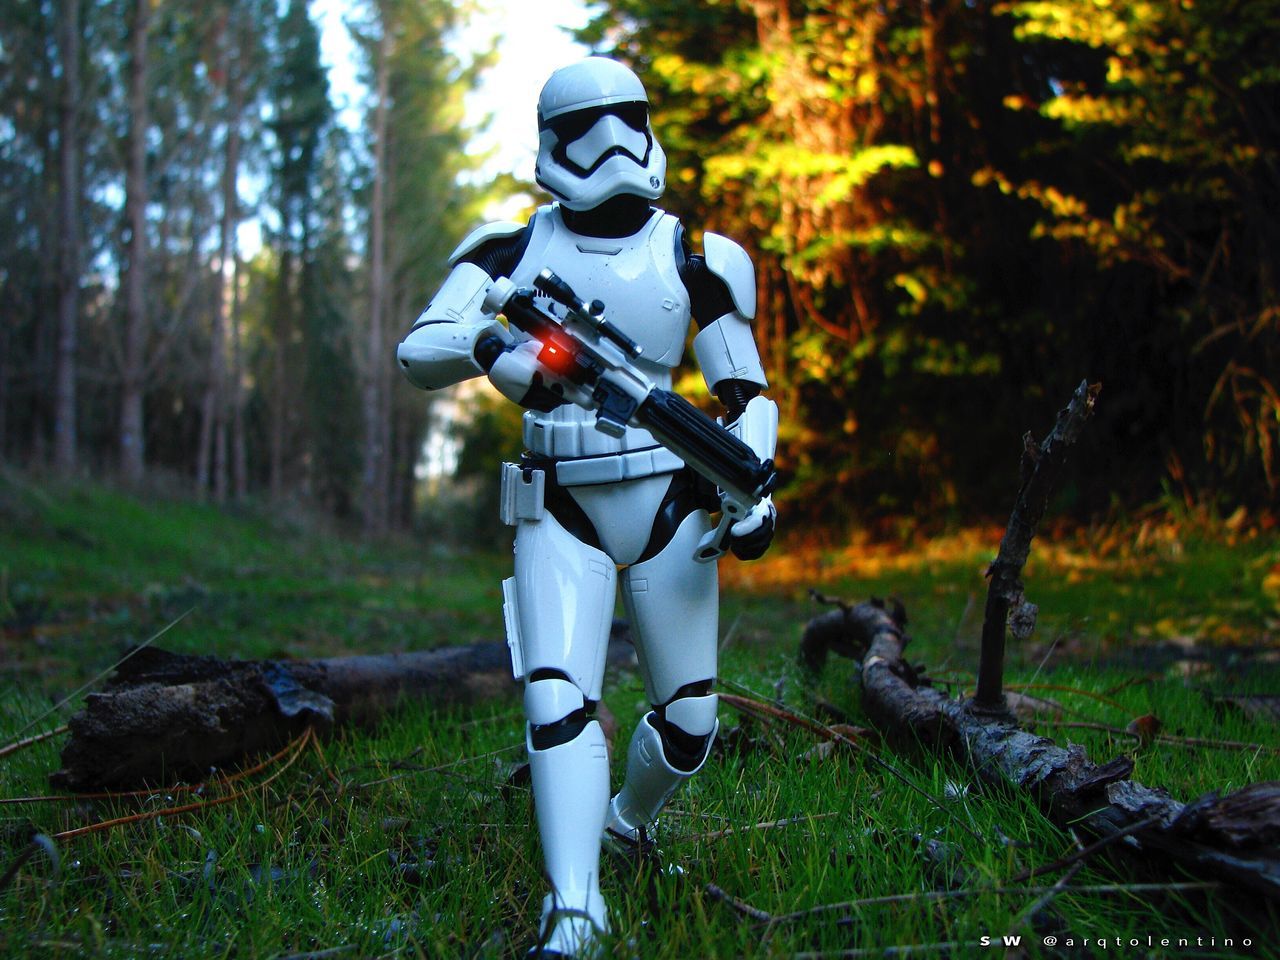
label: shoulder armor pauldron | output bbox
[702,233,756,319]
[448,220,528,267]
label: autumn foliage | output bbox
[583,0,1279,527]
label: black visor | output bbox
[539,100,649,142]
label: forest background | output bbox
[2,0,1278,540]
[3,2,1280,955]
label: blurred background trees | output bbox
[0,0,491,533]
[1,0,1276,540]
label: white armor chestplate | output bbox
[510,205,690,467]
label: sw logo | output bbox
[980,935,1023,947]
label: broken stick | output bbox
[52,624,634,791]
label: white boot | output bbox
[533,887,609,959]
[527,719,611,958]
[604,709,717,844]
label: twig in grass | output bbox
[309,732,343,794]
[761,880,1220,927]
[8,607,193,741]
[684,812,838,843]
[1009,813,1164,884]
[1011,859,1086,931]
[1020,626,1063,695]
[51,727,314,841]
[718,690,853,741]
[705,882,774,923]
[1103,675,1159,697]
[0,723,69,760]
[717,683,983,843]
[350,742,523,792]
[1006,682,1127,713]
[1032,719,1280,755]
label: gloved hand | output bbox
[728,495,776,561]
[475,336,567,412]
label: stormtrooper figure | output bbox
[397,57,778,958]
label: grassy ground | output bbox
[2,470,1278,958]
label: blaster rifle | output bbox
[483,269,776,563]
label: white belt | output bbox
[524,414,659,458]
[554,446,685,486]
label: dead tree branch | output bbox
[51,624,633,791]
[975,380,1100,710]
[803,599,1280,900]
[799,378,1280,901]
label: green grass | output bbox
[2,471,1278,957]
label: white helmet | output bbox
[535,57,667,212]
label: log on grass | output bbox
[805,598,1280,902]
[52,624,634,791]
[802,379,1279,900]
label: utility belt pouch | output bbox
[499,461,546,526]
[501,576,525,680]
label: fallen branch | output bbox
[801,380,1280,904]
[805,597,1280,902]
[50,623,634,791]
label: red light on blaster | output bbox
[537,337,577,377]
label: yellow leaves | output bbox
[817,146,918,208]
[720,526,1002,593]
[854,71,879,100]
[706,144,917,210]
[972,170,1088,220]
[1002,0,1165,57]
[1123,142,1178,163]
[974,164,1167,267]
[894,273,928,306]
[1002,0,1180,74]
[648,53,685,83]
[1263,562,1280,608]
[1042,93,1138,127]
[1136,614,1250,647]
[649,52,746,99]
[1037,185,1088,219]
[793,333,840,380]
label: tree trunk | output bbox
[53,0,81,476]
[361,24,392,536]
[119,0,150,485]
[270,246,292,501]
[198,8,243,503]
[230,253,248,501]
